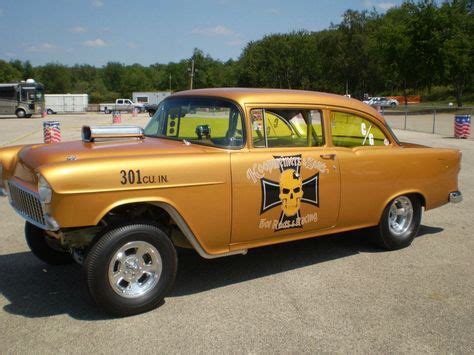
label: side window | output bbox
[310,110,324,147]
[0,87,16,100]
[251,109,324,148]
[330,111,389,147]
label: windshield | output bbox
[35,87,44,102]
[144,98,244,148]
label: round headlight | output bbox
[38,175,52,204]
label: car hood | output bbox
[18,137,220,169]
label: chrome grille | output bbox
[8,181,46,227]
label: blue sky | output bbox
[0,0,404,66]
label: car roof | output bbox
[171,88,385,124]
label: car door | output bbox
[230,106,340,245]
[328,109,395,228]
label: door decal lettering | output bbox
[247,155,321,231]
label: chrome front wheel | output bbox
[84,224,177,316]
[108,241,162,298]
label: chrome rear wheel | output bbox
[388,196,414,236]
[376,194,422,250]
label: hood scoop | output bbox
[82,125,145,142]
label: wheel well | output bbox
[101,202,172,228]
[99,202,192,249]
[409,193,426,208]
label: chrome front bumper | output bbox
[449,191,463,203]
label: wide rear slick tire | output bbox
[84,223,177,317]
[25,222,74,265]
[376,194,422,250]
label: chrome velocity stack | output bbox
[82,125,145,142]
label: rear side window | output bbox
[330,111,389,147]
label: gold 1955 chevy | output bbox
[0,88,462,316]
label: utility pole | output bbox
[189,59,195,90]
[169,73,172,92]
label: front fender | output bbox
[43,152,233,256]
[0,145,28,187]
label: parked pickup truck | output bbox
[0,88,462,317]
[99,99,144,114]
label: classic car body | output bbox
[0,88,462,316]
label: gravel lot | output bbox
[0,113,472,353]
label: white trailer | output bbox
[45,94,88,113]
[132,91,171,106]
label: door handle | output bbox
[320,154,336,160]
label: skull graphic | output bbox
[279,169,303,217]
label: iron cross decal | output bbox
[260,155,319,231]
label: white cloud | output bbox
[83,38,107,47]
[25,43,56,52]
[69,26,87,34]
[91,0,104,7]
[377,2,396,10]
[191,25,234,36]
[364,0,396,11]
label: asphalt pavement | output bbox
[0,113,472,353]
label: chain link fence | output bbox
[380,106,473,138]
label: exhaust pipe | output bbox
[82,126,144,142]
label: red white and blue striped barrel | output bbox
[454,115,471,139]
[43,121,61,143]
[112,111,122,124]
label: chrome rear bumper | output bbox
[449,191,463,203]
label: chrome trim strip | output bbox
[151,202,247,259]
[449,191,462,203]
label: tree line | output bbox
[0,0,472,106]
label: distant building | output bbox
[132,91,171,106]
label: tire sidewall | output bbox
[84,224,177,316]
[379,195,422,250]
